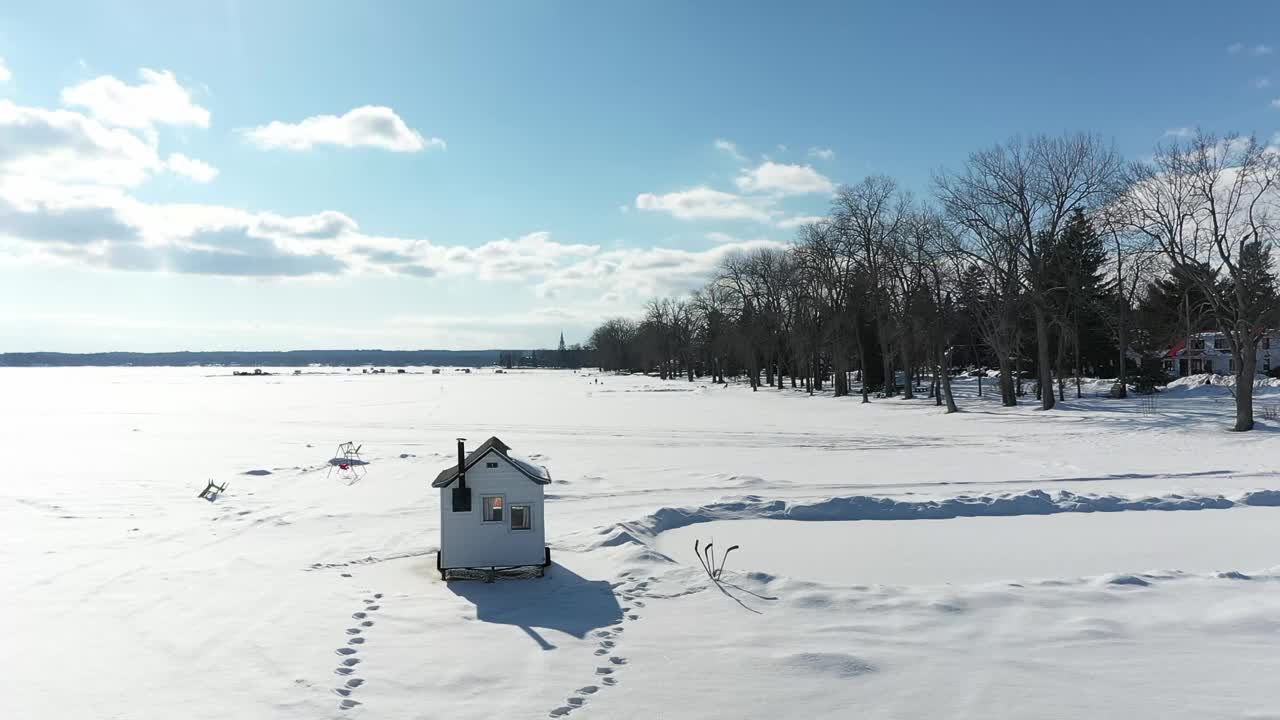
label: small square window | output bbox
[482,496,504,522]
[452,486,472,512]
[486,461,499,468]
[510,505,531,530]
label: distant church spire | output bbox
[558,332,566,353]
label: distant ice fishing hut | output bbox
[433,436,551,580]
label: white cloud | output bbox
[635,186,771,222]
[244,106,441,152]
[713,138,746,161]
[537,235,786,299]
[0,99,162,186]
[1255,77,1272,89]
[0,57,10,83]
[166,153,218,183]
[0,171,609,282]
[459,232,599,280]
[1,67,791,322]
[735,161,834,196]
[61,69,209,130]
[1232,42,1275,56]
[256,210,356,239]
[1272,98,1280,109]
[1164,127,1194,138]
[807,146,834,160]
[776,214,826,230]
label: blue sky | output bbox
[1,1,1278,351]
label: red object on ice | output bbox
[339,464,350,470]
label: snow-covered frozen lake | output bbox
[656,508,1280,586]
[5,367,1280,719]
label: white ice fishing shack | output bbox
[433,437,551,579]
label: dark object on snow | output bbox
[451,437,472,512]
[198,479,228,500]
[328,442,366,484]
[438,547,551,582]
[695,539,739,580]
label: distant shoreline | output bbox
[0,350,506,368]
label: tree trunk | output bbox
[1234,343,1255,432]
[854,319,870,403]
[932,346,942,406]
[1033,303,1055,410]
[1015,350,1024,400]
[877,320,894,395]
[997,353,1016,407]
[1074,324,1082,399]
[941,345,959,413]
[832,332,848,397]
[1116,301,1128,398]
[901,344,914,399]
[1055,327,1066,403]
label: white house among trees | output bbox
[433,437,551,579]
[1163,331,1279,377]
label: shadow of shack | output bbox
[447,563,622,650]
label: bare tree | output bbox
[833,176,911,396]
[937,133,1123,410]
[911,211,961,412]
[1095,205,1158,398]
[794,220,861,396]
[1120,131,1280,430]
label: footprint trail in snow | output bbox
[331,591,384,711]
[547,576,654,717]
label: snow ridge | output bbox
[581,488,1280,550]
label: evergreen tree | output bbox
[1227,241,1280,330]
[1133,264,1215,362]
[1043,210,1113,394]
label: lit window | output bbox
[482,496,504,522]
[510,505,531,530]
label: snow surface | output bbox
[656,509,1280,585]
[4,367,1280,719]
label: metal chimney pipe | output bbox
[456,438,467,488]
